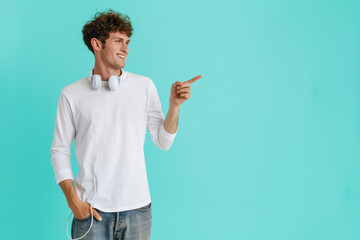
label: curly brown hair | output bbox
[82,9,134,54]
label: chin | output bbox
[114,64,125,69]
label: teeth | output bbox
[118,55,125,58]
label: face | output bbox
[95,31,130,69]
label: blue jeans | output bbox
[71,202,152,240]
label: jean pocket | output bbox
[137,202,152,212]
[74,213,92,222]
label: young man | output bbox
[50,9,202,240]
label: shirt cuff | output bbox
[56,173,75,185]
[159,123,177,140]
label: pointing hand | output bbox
[170,74,202,107]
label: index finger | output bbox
[185,74,202,84]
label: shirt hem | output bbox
[91,199,152,213]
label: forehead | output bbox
[109,31,129,40]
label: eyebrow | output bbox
[113,37,130,43]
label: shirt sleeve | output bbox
[50,91,75,185]
[146,78,177,151]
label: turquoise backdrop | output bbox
[1,0,359,239]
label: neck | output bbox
[93,62,122,81]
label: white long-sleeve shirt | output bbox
[50,70,177,212]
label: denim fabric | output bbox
[71,202,152,240]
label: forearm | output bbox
[163,104,180,134]
[59,179,81,208]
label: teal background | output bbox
[1,0,359,239]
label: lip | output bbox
[116,53,126,59]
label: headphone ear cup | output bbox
[91,75,102,90]
[109,75,120,91]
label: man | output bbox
[50,9,202,240]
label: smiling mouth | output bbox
[117,54,125,59]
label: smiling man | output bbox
[50,9,201,240]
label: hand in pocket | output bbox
[71,201,102,221]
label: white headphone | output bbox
[89,69,124,90]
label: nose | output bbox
[120,43,128,53]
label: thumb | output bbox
[92,208,103,221]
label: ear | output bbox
[91,38,102,53]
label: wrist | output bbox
[169,102,180,110]
[67,192,81,207]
